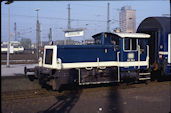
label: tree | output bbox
[20,38,32,49]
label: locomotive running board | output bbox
[139,72,151,80]
[139,72,151,76]
[78,80,117,85]
[139,77,151,80]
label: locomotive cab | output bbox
[114,33,150,81]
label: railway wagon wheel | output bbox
[151,63,162,81]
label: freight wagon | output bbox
[137,17,171,80]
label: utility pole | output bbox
[107,3,110,32]
[14,22,17,41]
[35,8,41,60]
[48,28,52,43]
[7,5,10,67]
[68,4,71,30]
[65,4,71,45]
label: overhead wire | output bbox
[2,13,120,23]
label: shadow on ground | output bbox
[37,83,124,113]
[107,83,123,113]
[38,85,82,113]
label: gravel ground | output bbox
[1,76,41,92]
[1,52,38,64]
[1,81,171,113]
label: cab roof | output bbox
[92,32,150,39]
[115,32,150,38]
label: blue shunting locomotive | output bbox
[25,32,150,90]
[137,17,171,80]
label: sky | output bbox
[1,1,170,43]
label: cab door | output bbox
[138,39,148,61]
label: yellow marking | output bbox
[105,49,107,53]
[105,34,107,38]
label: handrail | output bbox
[117,51,120,82]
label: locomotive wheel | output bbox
[28,75,35,81]
[34,69,45,86]
[39,77,46,87]
[52,78,61,91]
[37,73,48,88]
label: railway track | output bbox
[2,89,61,102]
[3,80,169,103]
[0,85,127,102]
[1,52,38,64]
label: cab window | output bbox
[110,36,119,45]
[124,38,137,51]
[94,36,102,45]
[45,49,53,65]
[139,39,146,49]
[110,35,120,50]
